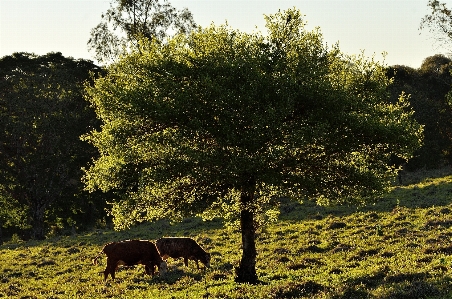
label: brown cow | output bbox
[92,240,167,281]
[156,237,211,269]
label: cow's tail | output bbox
[92,251,103,265]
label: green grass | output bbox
[2,168,452,298]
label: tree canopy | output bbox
[0,52,105,240]
[88,0,196,64]
[83,9,423,282]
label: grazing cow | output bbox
[92,240,167,281]
[156,237,211,269]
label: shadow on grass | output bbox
[102,266,206,288]
[279,168,452,222]
[331,270,446,299]
[269,280,328,299]
[153,268,204,285]
[82,216,225,246]
[2,216,224,250]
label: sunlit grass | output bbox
[1,167,452,298]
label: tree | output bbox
[419,54,452,75]
[88,0,196,64]
[420,1,452,166]
[387,55,452,169]
[0,187,28,245]
[420,0,452,48]
[0,52,104,240]
[83,9,423,283]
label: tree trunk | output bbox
[31,201,47,240]
[235,185,258,283]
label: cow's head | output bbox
[158,261,168,275]
[203,253,211,268]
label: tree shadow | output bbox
[279,169,452,222]
[331,270,446,299]
[152,267,204,285]
[66,216,225,247]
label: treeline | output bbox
[0,50,450,243]
[387,54,452,170]
[0,52,111,243]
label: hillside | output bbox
[1,168,452,298]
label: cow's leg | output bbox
[195,259,200,269]
[144,261,155,276]
[184,257,189,267]
[105,258,117,280]
[103,267,109,281]
[116,260,125,270]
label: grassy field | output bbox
[2,168,452,298]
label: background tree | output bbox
[0,187,28,245]
[0,52,106,240]
[83,9,423,283]
[387,54,452,169]
[420,1,452,166]
[88,0,196,64]
[420,0,452,49]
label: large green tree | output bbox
[83,9,423,283]
[0,52,105,240]
[88,0,196,64]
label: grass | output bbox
[2,167,452,298]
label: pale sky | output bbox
[0,0,444,68]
